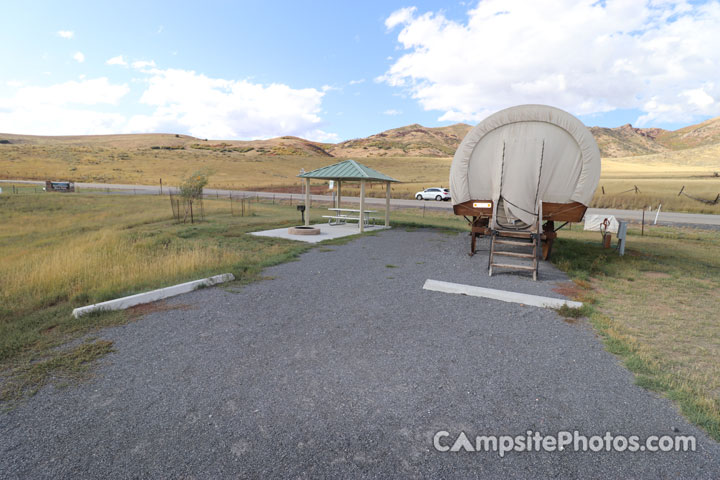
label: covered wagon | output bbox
[449,105,601,278]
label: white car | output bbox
[415,187,451,201]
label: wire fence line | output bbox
[2,181,718,218]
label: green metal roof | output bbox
[297,159,400,182]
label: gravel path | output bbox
[1,229,718,478]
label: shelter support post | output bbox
[337,180,342,208]
[359,179,366,233]
[304,178,310,226]
[385,182,391,227]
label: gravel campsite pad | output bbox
[1,229,719,478]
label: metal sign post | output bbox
[654,204,662,225]
[617,221,628,256]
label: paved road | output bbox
[3,179,719,227]
[1,230,718,478]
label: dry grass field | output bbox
[0,141,452,197]
[0,191,314,402]
[552,226,720,441]
[1,134,718,212]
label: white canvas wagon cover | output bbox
[450,105,601,225]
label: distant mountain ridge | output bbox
[2,115,720,159]
[327,123,472,158]
[589,124,670,157]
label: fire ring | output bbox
[288,226,321,235]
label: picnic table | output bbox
[322,208,378,227]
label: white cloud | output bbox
[307,130,339,142]
[125,68,333,140]
[106,55,128,66]
[0,68,335,140]
[349,78,365,85]
[57,30,74,39]
[385,7,417,30]
[132,60,156,70]
[1,78,127,106]
[73,51,85,63]
[381,1,720,126]
[0,78,129,134]
[6,80,23,87]
[383,109,402,115]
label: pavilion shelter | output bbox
[298,159,400,232]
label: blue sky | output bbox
[1,0,719,141]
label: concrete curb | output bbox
[423,279,583,309]
[72,273,235,318]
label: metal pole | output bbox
[359,179,366,232]
[304,178,311,227]
[385,182,391,227]
[654,204,662,225]
[641,209,645,236]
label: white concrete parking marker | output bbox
[423,279,582,309]
[72,273,235,318]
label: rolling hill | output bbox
[326,123,472,158]
[1,115,719,161]
[589,124,669,157]
[654,116,720,150]
[0,133,334,157]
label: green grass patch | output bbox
[1,339,114,406]
[554,304,587,320]
[550,225,720,442]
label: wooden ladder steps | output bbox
[490,263,536,271]
[494,239,534,246]
[488,230,540,280]
[493,251,534,258]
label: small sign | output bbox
[473,202,492,209]
[329,180,334,190]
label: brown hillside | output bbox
[655,116,720,150]
[2,114,720,161]
[0,133,334,157]
[590,124,669,158]
[0,133,198,148]
[327,123,472,158]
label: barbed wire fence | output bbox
[599,183,720,207]
[677,185,720,205]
